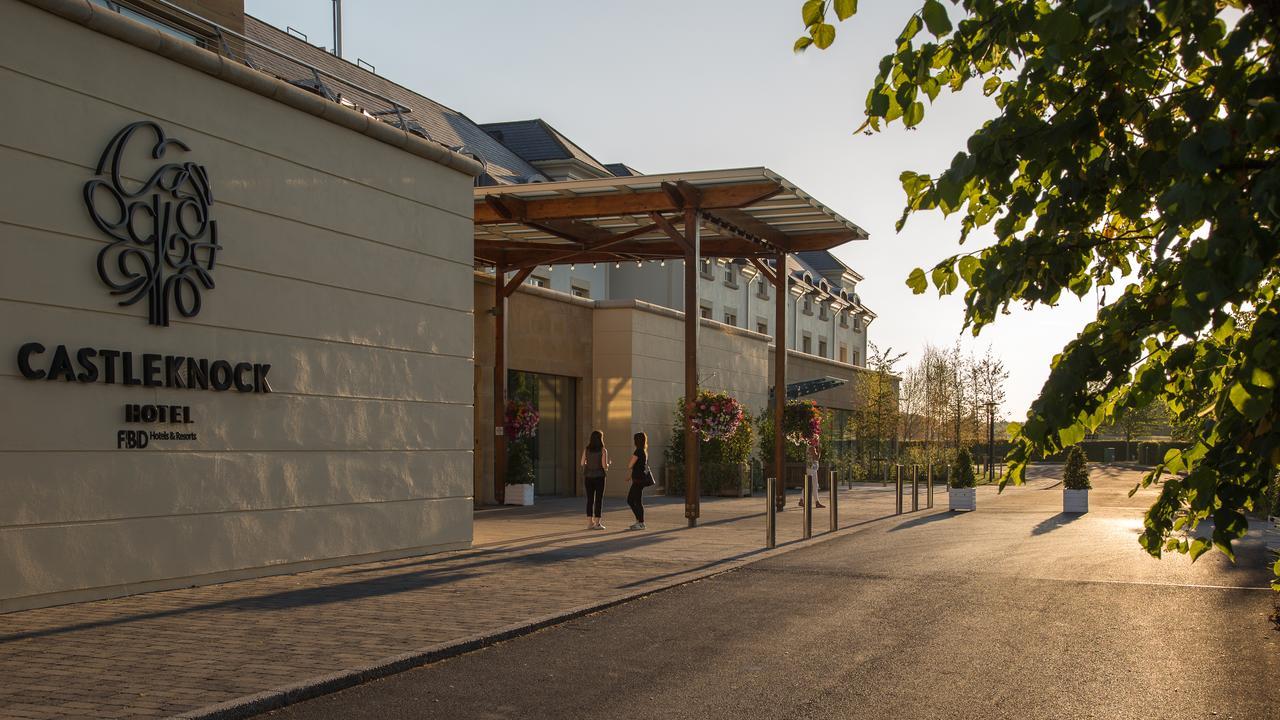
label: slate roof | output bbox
[795,250,864,283]
[605,163,641,177]
[243,16,546,185]
[479,119,612,176]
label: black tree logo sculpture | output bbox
[84,121,221,326]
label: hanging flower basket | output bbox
[783,400,822,451]
[504,399,539,441]
[687,390,745,442]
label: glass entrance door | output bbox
[508,370,577,496]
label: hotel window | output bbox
[571,285,590,299]
[853,315,863,332]
[724,263,737,287]
[839,344,848,363]
[529,275,549,288]
[723,310,738,326]
[699,258,714,279]
[839,310,849,328]
[756,319,768,335]
[700,303,713,320]
[802,333,812,354]
[852,351,861,366]
[819,303,829,321]
[802,296,813,315]
[818,338,828,358]
[756,277,770,299]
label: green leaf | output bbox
[898,14,923,44]
[1228,381,1270,421]
[1250,367,1275,389]
[921,0,952,37]
[834,0,857,21]
[1057,422,1085,448]
[903,101,925,127]
[793,36,813,53]
[1188,537,1211,561]
[813,22,836,49]
[982,76,1000,96]
[906,267,928,294]
[801,0,824,27]
[957,255,979,283]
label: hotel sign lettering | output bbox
[9,121,272,450]
[16,343,271,393]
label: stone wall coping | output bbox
[21,0,484,178]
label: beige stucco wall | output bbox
[473,276,595,504]
[593,302,771,496]
[0,2,476,611]
[774,349,869,412]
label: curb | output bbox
[170,507,913,719]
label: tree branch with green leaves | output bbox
[795,0,1279,590]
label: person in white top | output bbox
[798,443,825,509]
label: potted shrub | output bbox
[1062,445,1091,513]
[503,399,538,506]
[949,447,977,511]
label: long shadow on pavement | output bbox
[887,510,956,532]
[1031,512,1084,535]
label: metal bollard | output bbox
[895,465,903,515]
[802,471,813,539]
[912,465,920,511]
[765,477,776,548]
[927,464,934,508]
[829,470,838,531]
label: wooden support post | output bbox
[774,251,787,512]
[683,208,701,527]
[493,264,508,506]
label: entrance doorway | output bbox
[508,370,578,496]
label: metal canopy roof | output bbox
[771,377,849,401]
[474,167,869,269]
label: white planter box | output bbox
[949,487,976,511]
[1063,488,1089,513]
[503,483,534,506]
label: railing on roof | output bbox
[100,0,434,142]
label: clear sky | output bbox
[245,0,1102,420]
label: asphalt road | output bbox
[266,465,1278,720]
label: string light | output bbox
[615,262,621,269]
[660,260,665,267]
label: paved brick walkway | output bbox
[0,483,915,719]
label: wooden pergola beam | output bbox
[748,257,777,286]
[475,182,782,224]
[648,212,692,254]
[703,207,793,251]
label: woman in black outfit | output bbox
[626,432,648,530]
[580,430,609,530]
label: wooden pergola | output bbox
[475,167,868,525]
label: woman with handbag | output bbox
[580,430,609,530]
[627,431,652,530]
